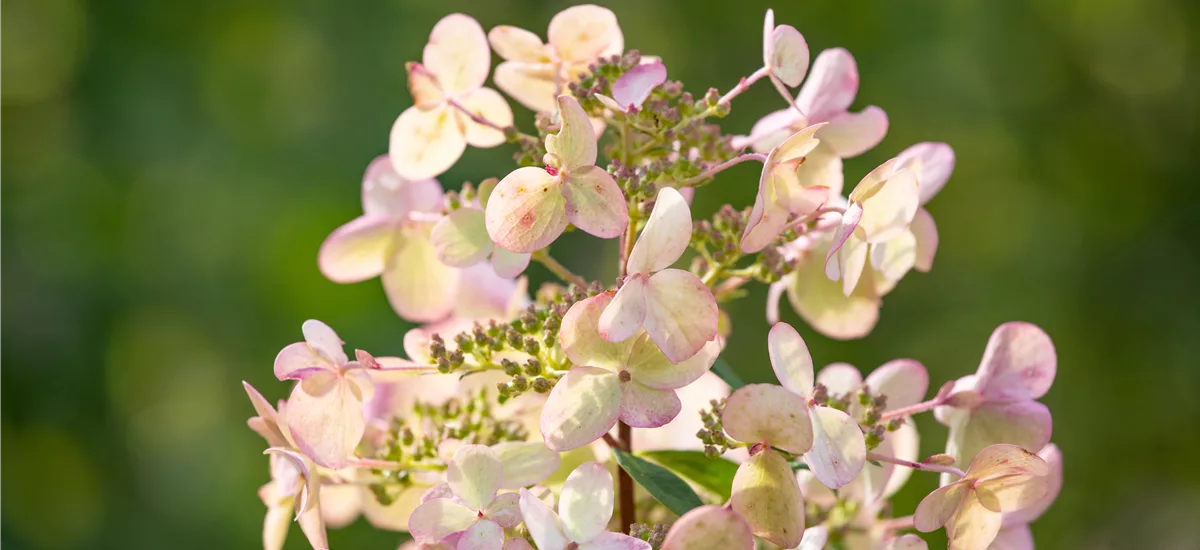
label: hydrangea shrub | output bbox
[244,6,1061,550]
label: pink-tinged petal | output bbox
[989,525,1033,550]
[976,322,1057,402]
[797,48,858,121]
[578,532,653,550]
[598,276,648,343]
[976,473,1048,514]
[559,291,637,371]
[746,108,803,154]
[409,498,479,543]
[548,5,622,63]
[642,269,719,363]
[503,538,537,550]
[265,448,316,515]
[619,382,681,428]
[815,362,864,397]
[286,377,364,469]
[485,166,568,253]
[455,261,528,320]
[389,106,467,180]
[547,95,598,169]
[318,215,397,283]
[768,322,815,396]
[491,247,531,278]
[627,187,691,274]
[882,422,921,498]
[458,519,505,550]
[947,498,1003,550]
[423,14,490,95]
[911,208,939,272]
[798,525,830,550]
[483,495,523,533]
[866,359,929,411]
[766,280,786,324]
[731,449,806,548]
[488,26,548,63]
[244,382,289,447]
[851,164,920,244]
[360,484,427,531]
[432,208,492,267]
[423,483,456,504]
[824,202,862,267]
[362,155,444,217]
[492,441,562,489]
[795,145,845,199]
[949,402,1053,471]
[344,366,376,404]
[1004,444,1062,525]
[914,481,968,532]
[886,534,930,550]
[407,62,445,109]
[770,123,827,167]
[540,367,622,451]
[559,462,615,542]
[767,25,809,87]
[612,62,667,110]
[895,142,956,205]
[494,61,559,113]
[519,488,571,550]
[819,106,888,158]
[662,505,754,550]
[787,244,881,340]
[561,166,627,239]
[302,319,348,365]
[382,222,461,322]
[803,406,866,489]
[739,180,791,254]
[761,9,775,69]
[457,87,513,148]
[297,498,329,550]
[723,384,813,453]
[448,445,505,511]
[625,334,720,390]
[634,372,731,452]
[966,444,1051,480]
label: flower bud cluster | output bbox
[628,523,668,549]
[696,398,739,457]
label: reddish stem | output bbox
[617,421,636,530]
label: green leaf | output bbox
[639,450,738,500]
[612,448,705,516]
[712,357,745,390]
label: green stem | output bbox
[532,250,588,289]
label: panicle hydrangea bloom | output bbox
[489,5,623,113]
[390,14,513,180]
[661,505,754,550]
[408,445,531,549]
[318,155,460,322]
[486,95,627,253]
[599,187,718,362]
[518,462,651,550]
[431,180,532,277]
[914,444,1051,550]
[543,290,721,450]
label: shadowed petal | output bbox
[866,359,929,411]
[560,292,637,370]
[886,534,929,550]
[767,25,809,87]
[815,362,863,397]
[302,319,347,365]
[382,222,461,322]
[274,342,331,382]
[319,216,397,283]
[1003,444,1062,525]
[485,166,568,253]
[948,402,1053,470]
[579,532,653,550]
[540,367,622,451]
[989,526,1033,550]
[797,48,858,121]
[787,243,880,340]
[562,166,627,239]
[911,208,939,272]
[491,247,531,277]
[547,95,598,169]
[432,208,492,267]
[731,449,806,548]
[612,62,667,110]
[494,61,558,113]
[895,142,956,205]
[389,105,467,180]
[625,334,719,390]
[661,505,754,550]
[408,498,478,543]
[819,106,888,158]
[619,381,681,428]
[976,322,1056,402]
[458,519,505,550]
[803,406,866,489]
[947,498,1003,550]
[768,322,815,396]
[483,493,522,528]
[643,269,719,363]
[560,462,615,542]
[492,441,562,489]
[723,384,813,453]
[286,377,364,468]
[361,155,444,217]
[598,276,648,343]
[914,481,967,532]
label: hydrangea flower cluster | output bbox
[244,6,1062,550]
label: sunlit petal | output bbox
[559,462,615,542]
[494,61,559,113]
[457,87,513,148]
[661,505,754,550]
[803,406,866,489]
[547,95,598,169]
[519,488,571,550]
[619,381,681,428]
[362,155,444,217]
[975,322,1057,402]
[797,48,858,121]
[865,359,929,411]
[431,208,492,267]
[768,322,815,396]
[488,26,549,63]
[286,377,364,469]
[485,166,568,253]
[548,5,623,63]
[562,166,627,239]
[731,449,806,548]
[895,142,956,205]
[382,222,461,322]
[627,187,691,273]
[448,444,505,511]
[408,498,479,543]
[643,269,719,363]
[914,481,967,532]
[492,441,562,489]
[723,384,813,453]
[559,291,637,371]
[389,105,467,180]
[598,275,648,344]
[612,62,667,110]
[819,106,888,158]
[423,14,490,95]
[767,25,809,87]
[540,367,622,451]
[625,334,719,390]
[947,402,1053,470]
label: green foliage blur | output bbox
[4,0,1199,548]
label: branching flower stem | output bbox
[532,249,588,288]
[719,66,770,106]
[681,153,768,186]
[867,452,966,479]
[880,395,948,422]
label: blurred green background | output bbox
[4,0,1199,548]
